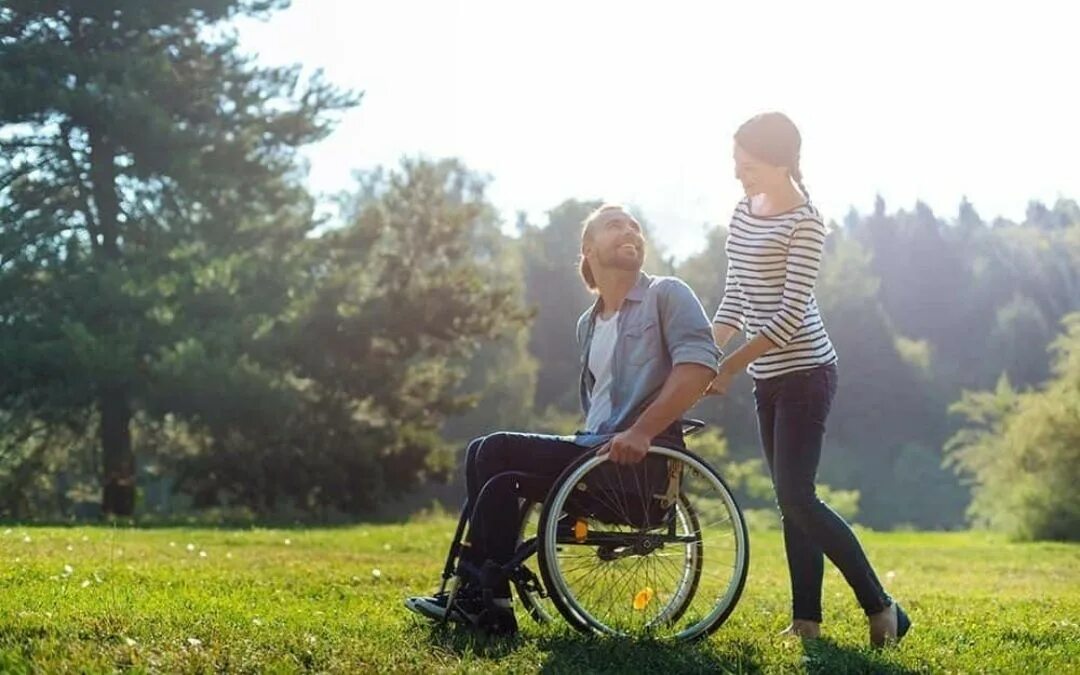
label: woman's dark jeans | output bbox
[754,362,891,621]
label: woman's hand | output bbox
[706,361,736,396]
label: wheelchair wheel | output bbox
[537,445,749,640]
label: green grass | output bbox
[1,519,1077,673]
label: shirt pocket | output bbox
[624,320,661,365]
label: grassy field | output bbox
[0,518,1077,674]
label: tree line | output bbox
[2,1,1077,540]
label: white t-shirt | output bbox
[584,311,619,433]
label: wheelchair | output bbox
[436,420,750,641]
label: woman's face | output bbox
[734,143,789,198]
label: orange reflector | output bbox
[573,519,588,543]
[633,587,655,611]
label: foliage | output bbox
[947,314,1080,541]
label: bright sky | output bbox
[235,0,1079,261]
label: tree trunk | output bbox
[89,126,135,516]
[100,384,135,516]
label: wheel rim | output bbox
[541,446,748,640]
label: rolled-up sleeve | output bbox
[712,262,746,332]
[760,218,827,348]
[660,279,721,373]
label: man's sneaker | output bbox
[405,587,485,625]
[405,591,453,622]
[405,589,517,636]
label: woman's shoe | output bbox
[896,603,912,641]
[870,602,911,647]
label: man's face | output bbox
[584,213,646,273]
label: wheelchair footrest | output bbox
[509,564,547,598]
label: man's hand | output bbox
[596,427,652,465]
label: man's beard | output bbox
[597,245,644,272]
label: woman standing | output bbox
[708,112,910,647]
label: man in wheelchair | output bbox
[405,204,721,636]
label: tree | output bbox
[254,158,530,510]
[440,192,538,443]
[0,0,356,515]
[946,314,1080,541]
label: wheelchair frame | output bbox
[435,419,749,640]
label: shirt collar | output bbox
[626,271,651,302]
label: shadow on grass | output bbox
[802,636,922,675]
[423,622,527,661]
[423,623,924,675]
[534,632,768,675]
[424,622,767,674]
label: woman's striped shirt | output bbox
[713,198,838,379]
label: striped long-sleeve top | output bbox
[713,198,838,379]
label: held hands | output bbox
[595,427,651,465]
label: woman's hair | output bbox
[734,112,810,199]
[579,204,635,291]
